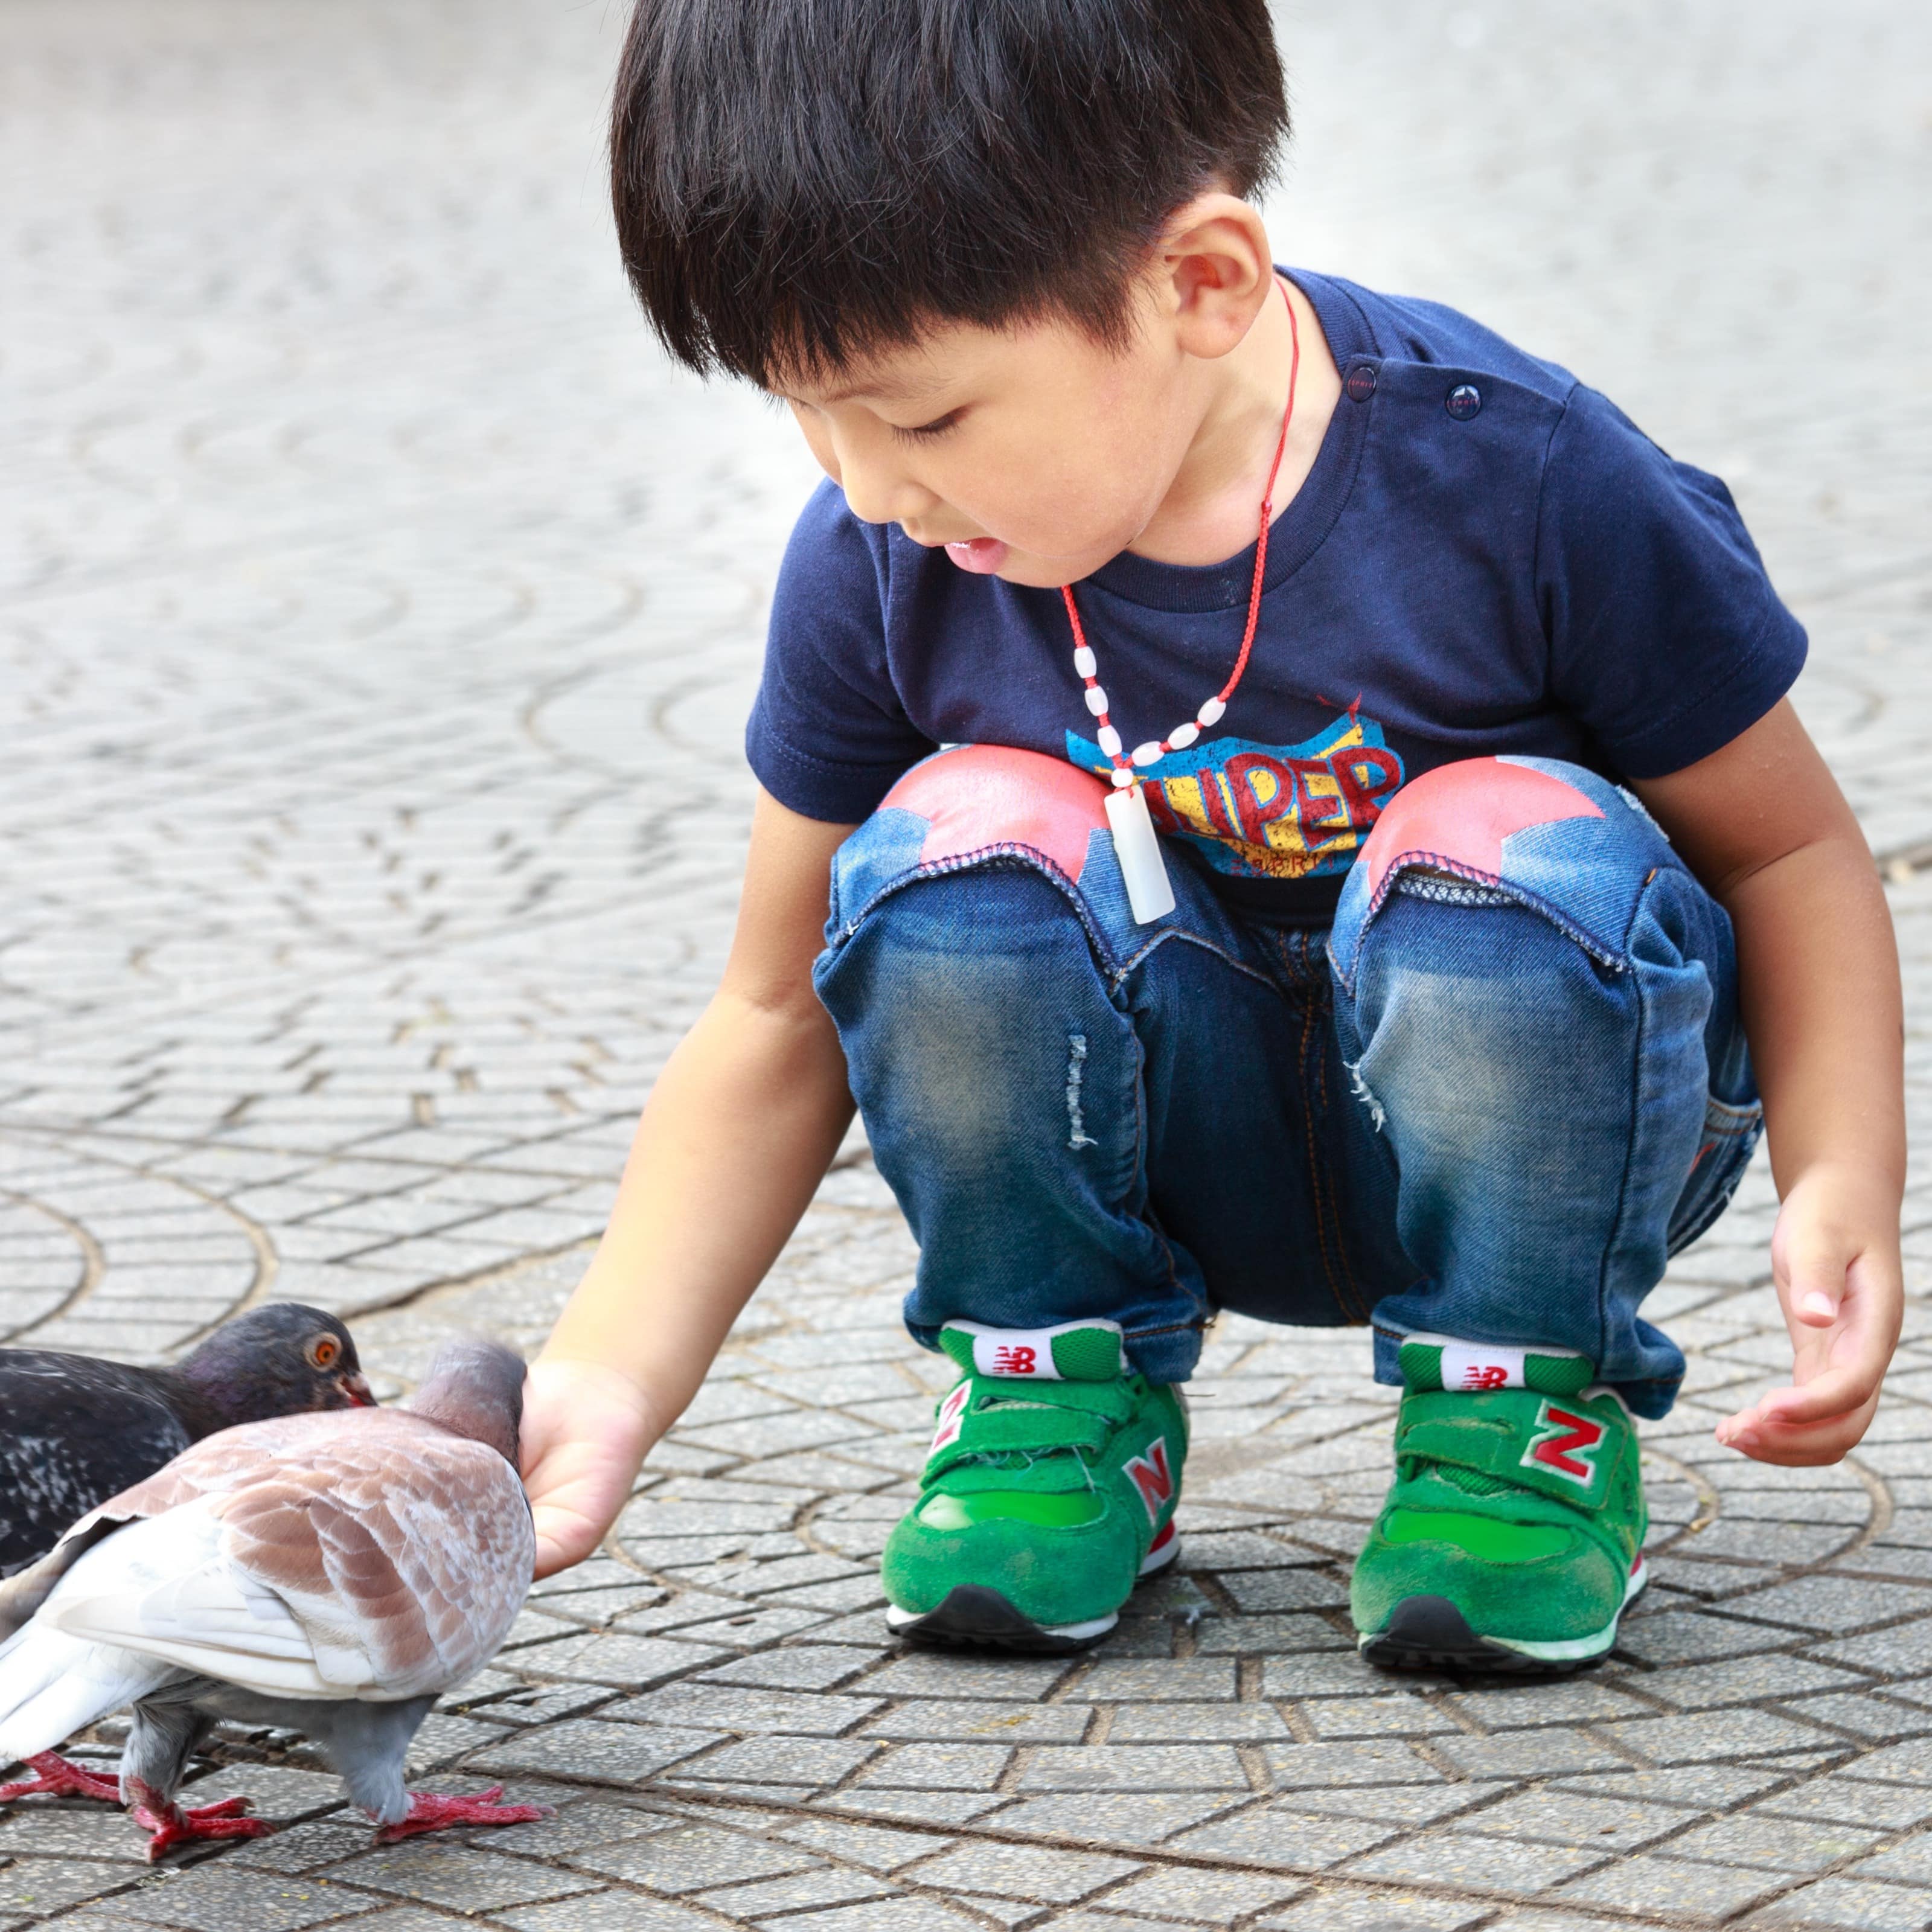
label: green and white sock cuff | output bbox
[937,1319,1125,1383]
[1398,1332,1596,1398]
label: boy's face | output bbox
[775,287,1209,590]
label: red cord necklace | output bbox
[1061,277,1301,921]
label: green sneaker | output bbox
[1352,1337,1648,1674]
[882,1319,1186,1653]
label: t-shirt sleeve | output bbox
[746,479,939,822]
[1537,385,1806,779]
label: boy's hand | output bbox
[1714,1164,1903,1465]
[519,1357,662,1578]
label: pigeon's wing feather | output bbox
[40,1494,347,1699]
[216,1436,535,1698]
[0,1354,192,1575]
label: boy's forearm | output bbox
[1724,836,1904,1196]
[540,987,855,1433]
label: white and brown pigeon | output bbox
[0,1304,376,1578]
[0,1339,545,1857]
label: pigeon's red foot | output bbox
[373,1786,552,1843]
[128,1782,273,1862]
[0,1752,122,1805]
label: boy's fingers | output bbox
[1795,1289,1838,1325]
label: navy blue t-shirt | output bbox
[747,270,1806,921]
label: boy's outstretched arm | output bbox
[520,789,858,1575]
[1634,699,1905,1466]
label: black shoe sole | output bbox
[1359,1595,1606,1678]
[887,1585,1115,1655]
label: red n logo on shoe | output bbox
[1124,1436,1174,1524]
[993,1345,1038,1375]
[930,1381,971,1455]
[1521,1399,1606,1486]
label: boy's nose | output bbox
[838,462,941,530]
[825,426,942,529]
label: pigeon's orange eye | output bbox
[306,1335,341,1371]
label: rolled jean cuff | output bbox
[1369,1322,1683,1421]
[907,1315,1206,1387]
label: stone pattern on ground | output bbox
[2,1,1931,1928]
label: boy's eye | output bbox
[893,410,963,444]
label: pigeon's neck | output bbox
[151,1363,234,1438]
[410,1381,519,1463]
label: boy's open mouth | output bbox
[944,537,1009,574]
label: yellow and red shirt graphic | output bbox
[1064,708,1406,882]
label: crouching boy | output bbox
[517,0,1904,1672]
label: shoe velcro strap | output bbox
[924,1383,1119,1479]
[1395,1389,1631,1512]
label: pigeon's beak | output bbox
[339,1372,377,1408]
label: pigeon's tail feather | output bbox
[0,1623,174,1762]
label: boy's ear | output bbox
[1153,193,1279,362]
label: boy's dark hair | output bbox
[611,0,1289,386]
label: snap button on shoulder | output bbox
[1445,382,1482,420]
[1345,363,1378,403]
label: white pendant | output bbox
[1105,781,1176,924]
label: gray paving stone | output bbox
[1427,1728,1631,1780]
[498,1896,746,1932]
[1166,1803,1396,1867]
[1296,1694,1460,1739]
[328,1843,599,1911]
[113,1864,382,1929]
[1100,1866,1303,1924]
[1066,1659,1238,1703]
[1599,1710,1844,1765]
[610,1677,889,1739]
[1550,1854,1783,1921]
[1840,1738,1932,1787]
[1016,1745,1251,1793]
[903,1843,1143,1902]
[1782,1694,1932,1744]
[696,1866,896,1915]
[1454,1787,1691,1852]
[1747,1878,1932,1930]
[1253,1890,1491,1931]
[672,1736,880,1788]
[991,1794,1244,1846]
[1846,1839,1932,1885]
[859,1701,1093,1744]
[1191,1614,1354,1654]
[775,1816,959,1869]
[753,1900,994,1932]
[1662,1814,1887,1875]
[1109,1701,1293,1742]
[1345,1831,1609,1895]
[467,1718,726,1782]
[1755,1781,1932,1831]
[860,1655,1075,1701]
[696,1648,887,1692]
[849,1744,1015,1791]
[1637,1655,1870,1710]
[1736,1580,1932,1634]
[1261,1740,1445,1790]
[566,1822,821,1892]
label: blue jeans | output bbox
[813,747,1759,1419]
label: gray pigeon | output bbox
[0,1303,374,1576]
[0,1340,543,1857]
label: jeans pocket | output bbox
[1666,1092,1765,1254]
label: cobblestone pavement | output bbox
[2,1,1931,1927]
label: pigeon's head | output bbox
[406,1339,527,1464]
[175,1304,375,1426]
